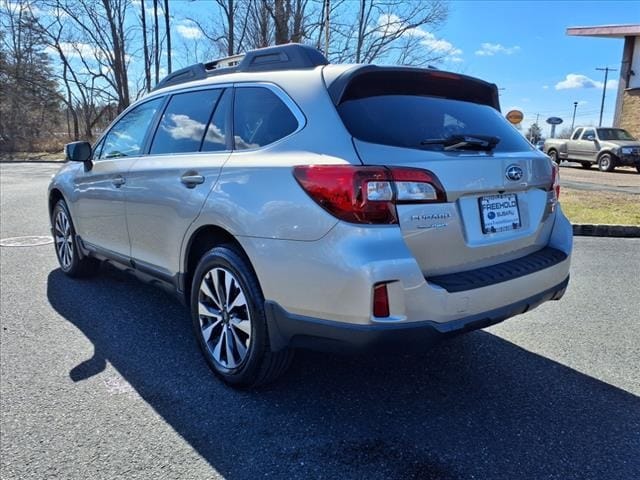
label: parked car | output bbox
[544,127,640,172]
[48,44,573,387]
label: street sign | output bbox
[506,110,524,124]
[546,117,563,125]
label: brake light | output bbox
[293,165,446,224]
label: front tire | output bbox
[548,149,559,164]
[190,245,293,387]
[598,153,615,172]
[52,200,100,277]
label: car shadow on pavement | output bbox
[47,266,640,480]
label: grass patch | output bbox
[560,188,640,225]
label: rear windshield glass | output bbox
[337,95,533,153]
[597,128,636,141]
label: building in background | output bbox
[567,24,640,138]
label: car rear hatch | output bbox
[327,66,558,278]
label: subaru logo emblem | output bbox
[506,165,524,181]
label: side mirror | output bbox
[65,141,92,162]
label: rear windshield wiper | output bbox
[421,134,501,151]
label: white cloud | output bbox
[542,85,549,90]
[555,74,618,90]
[475,43,520,56]
[44,42,101,60]
[378,13,463,60]
[176,22,203,40]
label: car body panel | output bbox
[71,157,138,256]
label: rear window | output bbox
[597,128,636,141]
[337,95,533,153]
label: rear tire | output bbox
[580,161,592,169]
[597,153,615,172]
[52,200,100,277]
[190,245,293,388]
[548,150,559,164]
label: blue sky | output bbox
[431,1,639,136]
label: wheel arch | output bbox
[597,149,618,161]
[182,224,255,301]
[48,188,66,218]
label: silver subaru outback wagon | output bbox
[49,44,572,387]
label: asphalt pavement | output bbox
[1,162,639,480]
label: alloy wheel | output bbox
[198,267,252,369]
[54,210,73,270]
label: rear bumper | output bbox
[265,275,569,353]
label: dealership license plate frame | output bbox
[479,193,522,234]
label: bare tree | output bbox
[186,0,251,57]
[163,0,171,73]
[140,0,151,92]
[50,0,133,113]
[330,0,450,65]
[153,0,159,84]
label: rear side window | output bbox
[150,89,222,155]
[202,88,232,152]
[233,87,298,150]
[338,95,533,153]
[100,98,163,159]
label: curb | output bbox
[573,224,640,238]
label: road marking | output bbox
[0,235,53,247]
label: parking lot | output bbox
[559,162,640,194]
[1,162,639,479]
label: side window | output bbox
[100,98,163,159]
[582,128,595,140]
[202,88,232,152]
[233,87,298,150]
[92,138,105,160]
[571,128,583,140]
[150,89,221,155]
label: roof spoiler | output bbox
[327,65,501,111]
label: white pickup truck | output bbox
[543,127,640,173]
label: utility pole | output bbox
[571,101,578,131]
[596,67,617,127]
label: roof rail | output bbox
[154,43,328,91]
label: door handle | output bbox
[181,172,205,188]
[112,175,126,188]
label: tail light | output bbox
[293,165,446,224]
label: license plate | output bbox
[479,193,521,234]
